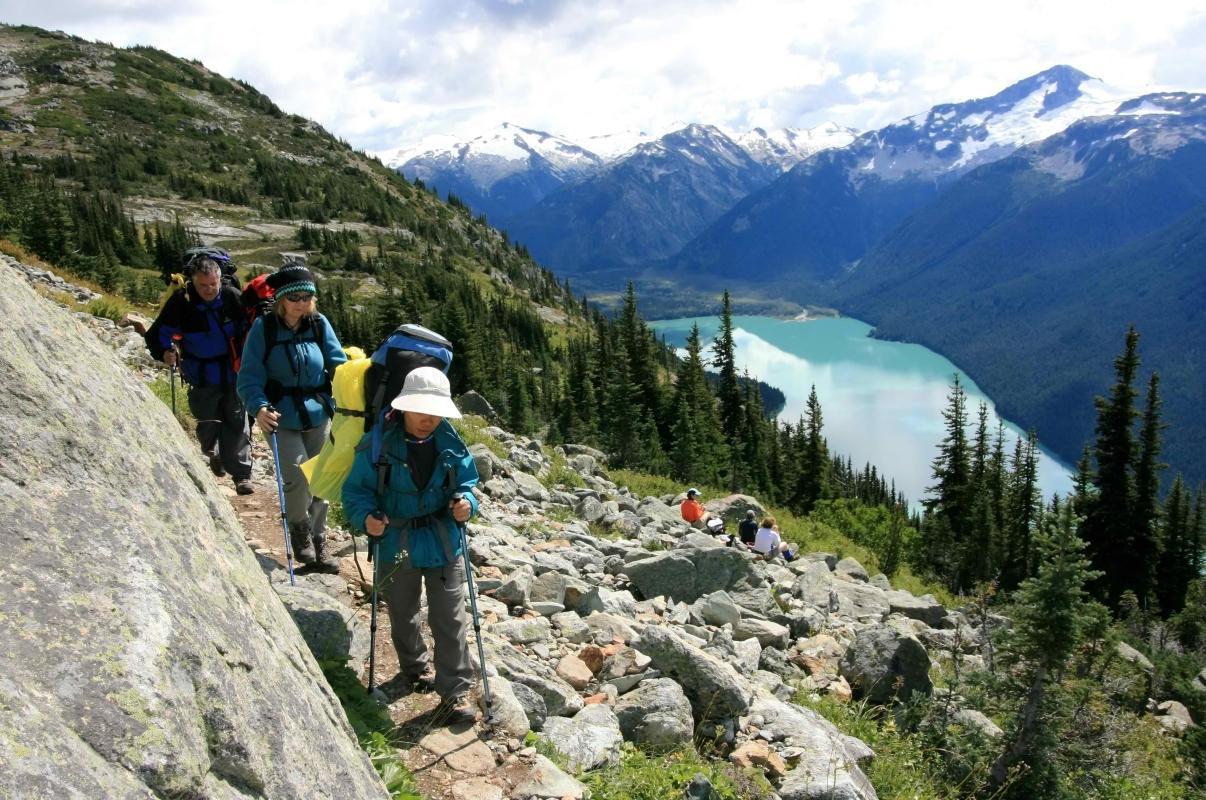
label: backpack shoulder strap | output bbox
[261,313,280,365]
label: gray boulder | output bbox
[458,390,498,421]
[486,637,584,717]
[625,546,763,605]
[636,626,750,720]
[750,693,876,800]
[539,704,624,771]
[840,626,933,704]
[614,678,695,748]
[275,585,369,664]
[509,680,548,731]
[835,557,870,582]
[0,262,386,799]
[885,590,947,628]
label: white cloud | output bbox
[3,0,1204,153]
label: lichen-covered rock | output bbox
[614,678,694,748]
[276,584,369,664]
[635,626,750,719]
[840,626,933,704]
[539,704,623,771]
[0,261,387,799]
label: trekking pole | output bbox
[266,406,295,587]
[366,513,384,696]
[452,492,493,719]
[169,333,183,417]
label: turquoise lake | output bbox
[650,315,1074,508]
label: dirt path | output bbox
[222,436,549,800]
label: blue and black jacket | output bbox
[237,312,347,431]
[342,419,480,570]
[152,284,245,388]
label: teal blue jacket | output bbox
[236,313,346,430]
[342,419,480,569]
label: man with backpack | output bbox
[148,257,253,494]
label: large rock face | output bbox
[0,263,387,799]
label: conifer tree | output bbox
[1082,327,1140,610]
[921,374,971,588]
[792,385,829,515]
[670,324,726,485]
[1157,476,1189,614]
[991,498,1105,794]
[710,292,744,489]
[1132,372,1166,608]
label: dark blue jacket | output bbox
[153,284,245,387]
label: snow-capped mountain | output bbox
[666,65,1153,286]
[737,122,859,172]
[582,127,670,162]
[385,122,604,222]
[504,123,775,276]
[843,65,1129,183]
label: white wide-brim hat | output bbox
[389,366,462,419]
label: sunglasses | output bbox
[283,293,314,303]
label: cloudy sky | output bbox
[5,0,1204,154]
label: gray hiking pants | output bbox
[269,422,329,542]
[188,384,251,481]
[380,558,473,701]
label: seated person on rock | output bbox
[680,487,706,528]
[752,516,797,561]
[738,509,759,548]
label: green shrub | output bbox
[546,452,586,489]
[578,744,773,800]
[453,415,506,459]
[147,373,194,427]
[86,295,131,322]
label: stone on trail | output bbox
[0,260,387,798]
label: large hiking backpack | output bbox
[299,323,453,501]
[363,324,454,433]
[184,246,241,290]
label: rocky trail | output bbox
[25,252,1169,800]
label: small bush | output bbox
[546,452,586,489]
[453,414,506,459]
[86,296,131,322]
[147,373,194,427]
[579,744,773,800]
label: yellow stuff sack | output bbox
[301,347,369,500]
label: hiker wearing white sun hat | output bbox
[343,364,481,722]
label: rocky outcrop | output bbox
[0,261,386,799]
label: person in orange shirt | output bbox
[680,488,706,528]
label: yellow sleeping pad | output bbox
[301,346,369,500]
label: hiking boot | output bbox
[208,454,226,477]
[408,668,436,693]
[311,536,340,574]
[290,522,316,565]
[434,694,478,725]
[235,479,255,495]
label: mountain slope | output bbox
[666,66,1135,293]
[837,95,1206,484]
[504,123,775,279]
[388,122,603,223]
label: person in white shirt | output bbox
[752,517,796,561]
